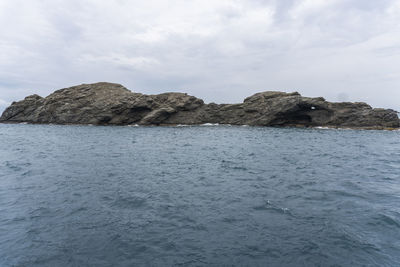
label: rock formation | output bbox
[1,82,399,129]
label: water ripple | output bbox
[0,124,399,266]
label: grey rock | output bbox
[1,82,399,129]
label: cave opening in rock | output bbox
[270,112,313,126]
[269,104,320,126]
[269,104,335,127]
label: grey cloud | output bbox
[0,0,399,114]
[0,98,10,111]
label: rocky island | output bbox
[1,82,399,129]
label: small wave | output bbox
[200,123,220,126]
[127,124,139,127]
[253,200,292,215]
[313,126,379,131]
[313,126,352,130]
[232,166,248,171]
[176,124,190,127]
[220,160,248,171]
[5,161,23,172]
[201,123,233,127]
[222,217,239,223]
[29,207,52,219]
[111,195,147,209]
[369,213,400,228]
[68,207,88,216]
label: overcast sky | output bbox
[1,0,400,113]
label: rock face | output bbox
[1,82,399,129]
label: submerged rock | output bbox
[1,82,399,129]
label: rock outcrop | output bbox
[1,82,399,129]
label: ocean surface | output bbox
[0,124,399,266]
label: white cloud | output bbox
[289,0,337,19]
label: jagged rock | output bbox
[1,82,399,129]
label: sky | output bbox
[1,0,400,113]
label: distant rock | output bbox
[1,82,399,129]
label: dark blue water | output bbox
[0,124,399,266]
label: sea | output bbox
[0,123,399,266]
